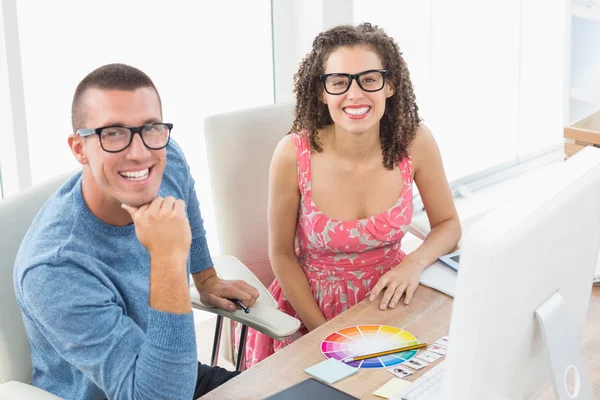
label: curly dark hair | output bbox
[290,23,420,170]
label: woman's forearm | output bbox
[271,253,327,331]
[404,217,462,272]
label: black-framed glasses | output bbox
[76,123,173,153]
[319,69,388,95]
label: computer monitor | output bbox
[441,147,600,400]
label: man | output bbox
[13,63,259,399]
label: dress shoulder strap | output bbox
[291,131,312,195]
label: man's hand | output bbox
[122,197,192,314]
[193,269,260,312]
[122,197,191,261]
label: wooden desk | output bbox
[203,286,600,399]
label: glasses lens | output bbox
[359,71,385,92]
[142,124,170,149]
[324,74,350,94]
[100,127,131,152]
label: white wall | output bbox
[518,0,571,157]
[272,0,354,103]
[272,0,324,103]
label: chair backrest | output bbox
[204,102,294,288]
[0,171,76,384]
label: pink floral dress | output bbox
[240,131,413,369]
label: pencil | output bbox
[231,299,250,314]
[342,342,427,363]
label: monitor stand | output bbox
[535,292,593,400]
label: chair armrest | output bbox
[191,294,300,341]
[190,255,300,341]
[0,381,62,400]
[206,255,277,308]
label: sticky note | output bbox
[304,358,359,384]
[373,378,410,399]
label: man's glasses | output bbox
[76,123,173,153]
[319,69,388,95]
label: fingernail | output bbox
[369,295,375,301]
[229,305,236,311]
[405,299,410,305]
[380,303,387,310]
[389,301,396,308]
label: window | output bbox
[1,0,25,199]
[354,0,568,183]
[10,0,273,252]
[571,3,600,123]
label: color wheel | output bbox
[321,324,419,369]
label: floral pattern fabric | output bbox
[239,131,414,369]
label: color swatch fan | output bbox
[321,325,419,369]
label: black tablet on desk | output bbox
[263,378,358,400]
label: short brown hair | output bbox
[291,23,420,170]
[71,63,162,131]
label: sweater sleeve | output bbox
[167,139,213,274]
[187,169,213,274]
[19,264,197,400]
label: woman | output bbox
[242,22,461,368]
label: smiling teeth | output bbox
[344,107,370,116]
[120,168,149,180]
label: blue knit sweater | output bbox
[13,140,211,400]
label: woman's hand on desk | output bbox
[369,259,422,309]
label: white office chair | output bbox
[0,115,300,398]
[0,171,73,400]
[192,101,301,370]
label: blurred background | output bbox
[1,0,597,257]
